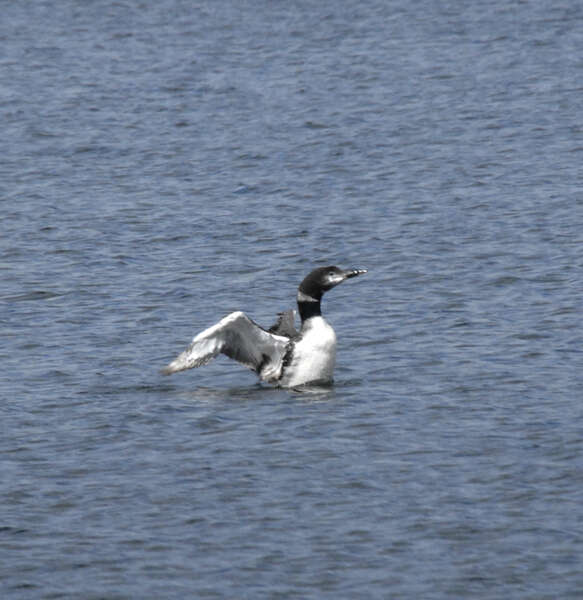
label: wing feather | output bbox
[162,311,289,379]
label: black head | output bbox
[298,266,368,301]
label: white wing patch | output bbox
[162,311,289,382]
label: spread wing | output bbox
[268,309,298,338]
[162,311,290,381]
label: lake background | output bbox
[1,1,582,598]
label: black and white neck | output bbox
[297,289,322,321]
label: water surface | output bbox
[1,1,582,598]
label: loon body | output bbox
[162,266,367,387]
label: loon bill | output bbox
[162,266,367,388]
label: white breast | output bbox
[280,316,337,387]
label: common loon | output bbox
[162,266,367,387]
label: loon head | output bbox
[298,266,368,302]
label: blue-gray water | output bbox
[1,1,582,598]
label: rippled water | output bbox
[2,1,583,598]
